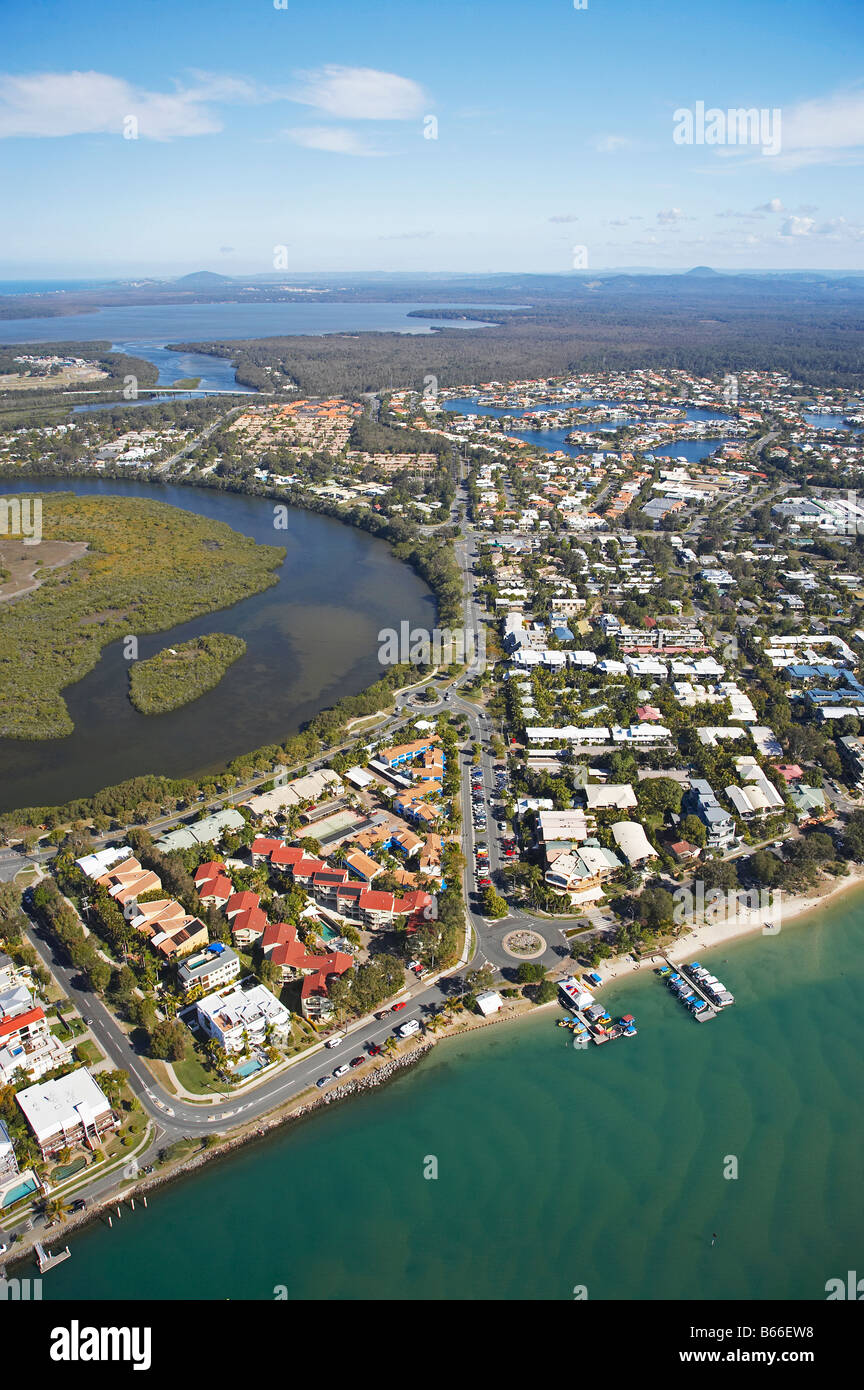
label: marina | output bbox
[657,956,736,1020]
[557,975,637,1043]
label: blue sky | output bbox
[2,0,863,276]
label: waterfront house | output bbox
[16,1068,118,1158]
[193,981,291,1055]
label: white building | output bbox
[475,990,504,1017]
[194,981,291,1055]
[611,821,658,866]
[16,1068,117,1158]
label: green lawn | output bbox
[171,1050,226,1096]
[74,1039,104,1066]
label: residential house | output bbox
[193,981,291,1055]
[177,943,241,995]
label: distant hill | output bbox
[173,271,236,287]
[686,265,722,277]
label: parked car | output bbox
[394,1018,421,1039]
[333,1064,350,1078]
[325,1035,345,1049]
[72,1199,87,1212]
[350,1056,365,1068]
[392,1001,408,1012]
[365,1041,382,1055]
[316,1076,330,1088]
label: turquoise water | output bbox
[233,1058,264,1079]
[2,1178,38,1208]
[41,893,864,1301]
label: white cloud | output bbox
[594,134,632,153]
[549,214,579,223]
[290,65,425,121]
[780,215,816,237]
[283,125,381,156]
[0,70,236,140]
[782,89,864,153]
[754,197,785,213]
[657,207,684,224]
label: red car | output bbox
[478,877,492,888]
[392,1001,408,1012]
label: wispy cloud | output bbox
[290,65,426,121]
[283,125,382,156]
[0,70,257,140]
[594,134,633,153]
[0,64,427,143]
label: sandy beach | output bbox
[598,864,864,986]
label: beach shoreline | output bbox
[598,864,864,986]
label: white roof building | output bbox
[611,821,658,866]
[16,1068,114,1153]
[583,784,638,811]
[76,845,133,879]
[242,769,344,818]
[475,990,504,1017]
[725,757,785,817]
[194,981,292,1054]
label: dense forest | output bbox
[170,273,864,395]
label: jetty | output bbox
[557,976,637,1043]
[34,1241,71,1273]
[659,956,735,1020]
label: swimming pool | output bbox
[2,1176,38,1207]
[233,1057,263,1079]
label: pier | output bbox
[660,957,717,1019]
[34,1241,71,1273]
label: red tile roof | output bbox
[0,1005,45,1039]
[231,906,268,939]
[226,891,260,916]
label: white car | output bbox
[325,1035,346,1049]
[395,1019,421,1039]
[333,1064,350,1078]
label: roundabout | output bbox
[502,928,547,959]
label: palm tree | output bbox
[41,1195,71,1224]
[382,1036,399,1056]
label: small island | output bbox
[129,633,247,715]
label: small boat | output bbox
[656,965,672,977]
